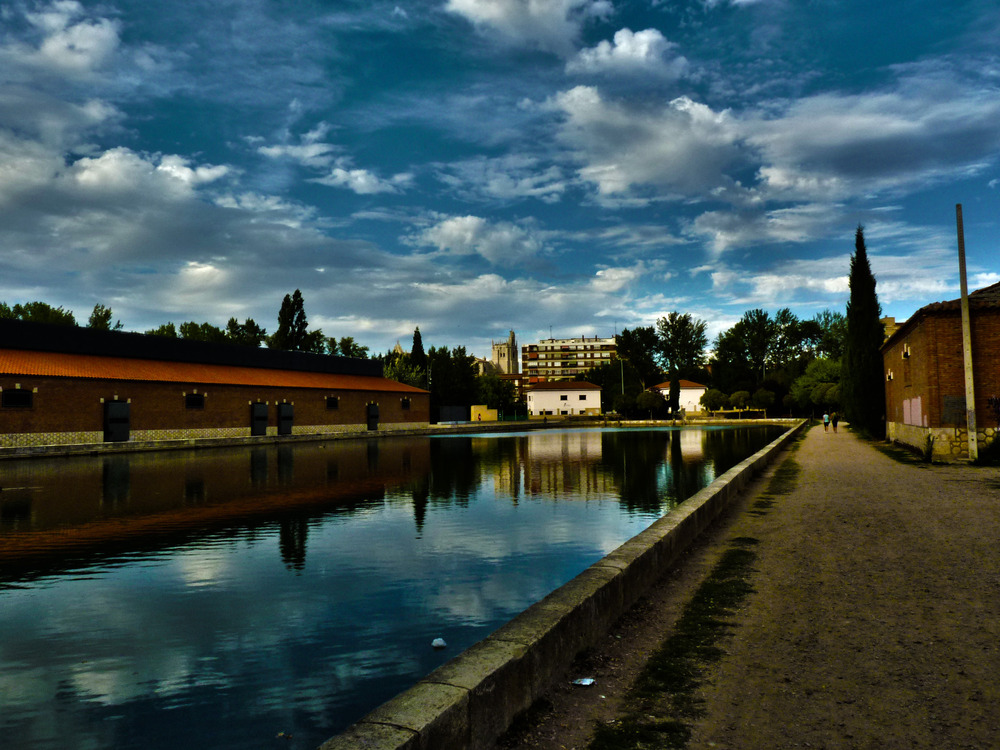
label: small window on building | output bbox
[560,395,568,401]
[1,389,33,408]
[326,396,340,410]
[185,393,205,409]
[579,394,586,400]
[401,397,411,410]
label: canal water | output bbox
[0,425,783,750]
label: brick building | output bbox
[0,320,429,449]
[881,281,1000,460]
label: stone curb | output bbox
[319,420,808,750]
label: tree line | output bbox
[381,327,522,421]
[1,290,371,358]
[585,225,886,437]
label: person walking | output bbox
[831,412,839,433]
[823,412,830,432]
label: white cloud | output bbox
[566,28,688,79]
[8,1,121,78]
[411,215,544,265]
[746,73,1000,200]
[445,0,612,54]
[590,264,643,293]
[435,155,566,203]
[314,163,413,194]
[64,148,227,199]
[689,203,840,253]
[258,142,338,169]
[552,86,742,200]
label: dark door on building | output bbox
[103,401,130,442]
[277,403,294,435]
[366,402,379,431]
[250,403,268,436]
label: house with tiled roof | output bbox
[1,319,428,449]
[651,380,708,413]
[881,281,1000,460]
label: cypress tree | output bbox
[411,326,427,372]
[842,225,886,437]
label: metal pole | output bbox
[956,204,978,461]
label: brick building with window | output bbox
[1,320,429,449]
[881,281,1000,460]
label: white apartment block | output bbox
[521,335,616,383]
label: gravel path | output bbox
[500,424,1000,749]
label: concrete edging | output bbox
[319,419,808,750]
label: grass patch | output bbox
[589,538,759,750]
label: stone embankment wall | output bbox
[320,420,807,750]
[887,420,997,461]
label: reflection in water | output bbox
[0,425,784,750]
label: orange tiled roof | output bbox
[652,380,706,390]
[0,349,426,393]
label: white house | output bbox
[526,381,602,416]
[652,380,708,412]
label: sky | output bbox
[2,0,1000,359]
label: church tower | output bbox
[491,330,518,375]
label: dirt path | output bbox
[499,425,1000,749]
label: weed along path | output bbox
[499,424,1000,749]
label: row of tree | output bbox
[585,225,886,437]
[382,327,521,421]
[1,291,372,359]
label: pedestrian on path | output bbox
[831,412,839,433]
[823,412,830,432]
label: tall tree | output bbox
[655,312,708,413]
[616,326,661,389]
[737,308,775,380]
[842,225,886,437]
[87,304,123,330]
[269,289,324,352]
[411,326,427,372]
[812,309,847,360]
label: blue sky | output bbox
[2,0,999,358]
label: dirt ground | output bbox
[497,424,1000,749]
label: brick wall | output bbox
[883,306,1000,459]
[0,376,430,447]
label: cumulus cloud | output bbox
[746,73,1000,200]
[552,86,743,200]
[10,1,121,77]
[445,0,612,54]
[566,28,688,79]
[410,215,545,265]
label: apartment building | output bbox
[521,335,616,383]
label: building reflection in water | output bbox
[0,425,786,750]
[0,426,780,580]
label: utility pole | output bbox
[956,204,978,461]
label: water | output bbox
[0,425,783,750]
